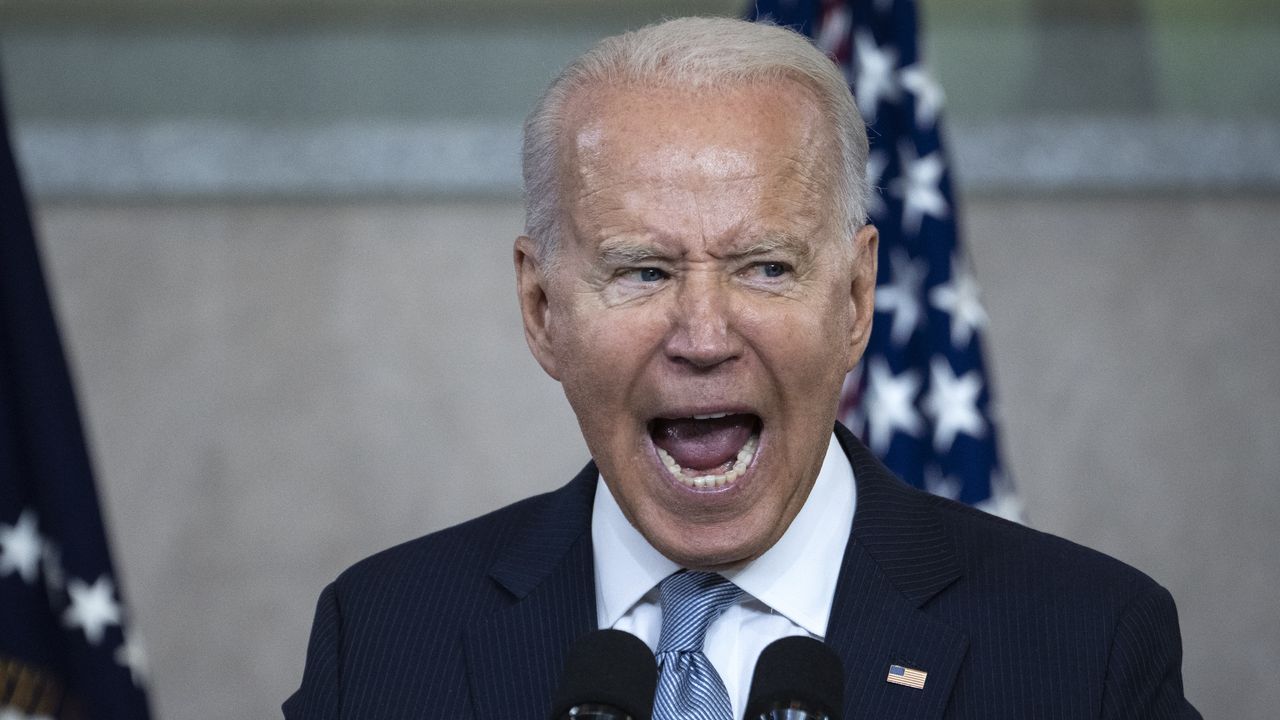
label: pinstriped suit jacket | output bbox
[284,424,1199,719]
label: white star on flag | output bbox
[899,64,944,129]
[929,262,989,348]
[975,471,1025,522]
[864,358,923,455]
[875,248,927,346]
[63,575,122,645]
[853,29,898,124]
[923,357,986,453]
[0,509,41,584]
[924,465,962,500]
[892,143,949,236]
[116,627,150,687]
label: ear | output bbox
[514,235,561,380]
[845,223,880,371]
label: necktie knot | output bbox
[656,571,743,655]
[652,571,743,720]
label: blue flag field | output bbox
[1,75,153,719]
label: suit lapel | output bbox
[829,424,969,719]
[466,465,600,720]
[464,428,970,720]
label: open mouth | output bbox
[648,413,762,489]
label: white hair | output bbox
[521,16,871,262]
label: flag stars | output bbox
[923,358,986,453]
[876,248,927,346]
[929,264,989,348]
[864,358,923,455]
[0,509,41,584]
[891,143,949,236]
[763,0,1015,515]
[853,29,899,124]
[116,628,150,687]
[63,575,122,645]
[899,64,945,128]
[976,471,1025,522]
[924,466,962,501]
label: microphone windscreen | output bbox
[550,629,657,720]
[744,636,844,720]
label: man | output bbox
[285,17,1199,719]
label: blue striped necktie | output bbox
[653,571,744,720]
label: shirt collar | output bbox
[592,433,856,637]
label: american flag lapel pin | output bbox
[886,663,928,690]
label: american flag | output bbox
[749,0,1020,519]
[0,74,154,719]
[886,663,928,690]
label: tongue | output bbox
[651,414,755,471]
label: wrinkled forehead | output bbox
[555,80,841,245]
[559,78,835,185]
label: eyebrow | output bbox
[739,232,815,265]
[596,231,816,266]
[597,237,670,266]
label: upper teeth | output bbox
[692,412,729,420]
[656,432,759,489]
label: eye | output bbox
[626,267,668,283]
[755,262,790,278]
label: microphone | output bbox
[743,636,844,720]
[550,629,658,720]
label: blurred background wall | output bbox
[2,1,1277,718]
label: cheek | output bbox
[551,305,667,401]
[743,298,853,388]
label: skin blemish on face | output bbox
[699,147,757,176]
[575,124,605,152]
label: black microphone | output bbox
[743,636,844,720]
[550,629,658,720]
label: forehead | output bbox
[558,80,838,247]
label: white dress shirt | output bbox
[592,434,856,720]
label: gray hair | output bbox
[521,16,871,262]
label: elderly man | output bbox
[285,17,1198,720]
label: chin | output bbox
[635,488,787,571]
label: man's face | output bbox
[515,81,877,569]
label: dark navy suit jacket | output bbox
[284,424,1199,719]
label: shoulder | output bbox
[947,489,1157,586]
[330,472,592,604]
[839,422,1161,608]
[924,494,1198,716]
[283,468,599,719]
[927,492,1160,603]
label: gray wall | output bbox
[33,193,1280,720]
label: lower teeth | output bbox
[656,433,758,489]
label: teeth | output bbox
[655,432,759,489]
[659,450,679,471]
[692,412,730,420]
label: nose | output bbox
[663,273,742,370]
